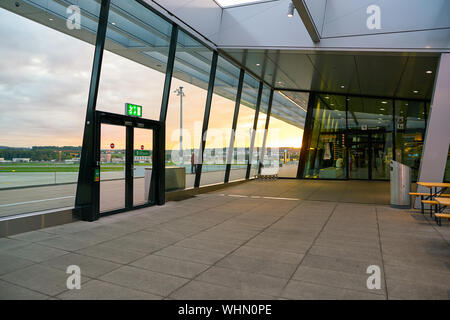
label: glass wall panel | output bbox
[249,85,271,178]
[0,5,99,218]
[165,30,213,189]
[229,74,258,181]
[303,94,347,179]
[348,97,393,180]
[394,100,427,181]
[97,0,172,120]
[200,56,240,186]
[263,91,308,178]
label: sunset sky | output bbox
[0,8,303,150]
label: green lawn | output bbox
[0,163,126,172]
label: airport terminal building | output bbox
[0,0,449,301]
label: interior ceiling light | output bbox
[381,101,387,104]
[380,108,385,111]
[287,2,295,18]
[340,85,345,89]
[413,90,419,93]
[256,63,260,67]
[426,70,432,74]
[325,96,330,99]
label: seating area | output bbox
[410,182,450,226]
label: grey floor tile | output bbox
[386,278,450,300]
[0,238,28,251]
[301,254,382,276]
[170,280,275,300]
[0,280,49,300]
[155,245,226,265]
[37,236,97,251]
[217,254,298,279]
[233,245,304,265]
[57,279,162,300]
[76,243,147,264]
[99,265,188,297]
[1,264,89,296]
[292,266,386,295]
[41,253,121,278]
[131,254,209,279]
[196,266,288,297]
[0,252,35,276]
[282,280,386,300]
[175,238,240,254]
[4,243,68,263]
[9,231,57,243]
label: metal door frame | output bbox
[94,111,165,217]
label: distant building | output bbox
[12,158,31,163]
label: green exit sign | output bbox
[125,103,142,117]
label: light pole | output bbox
[174,86,185,162]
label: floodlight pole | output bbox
[174,87,185,162]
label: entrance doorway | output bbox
[96,111,164,216]
[348,131,391,180]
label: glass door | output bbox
[348,134,370,179]
[371,133,391,180]
[133,128,153,206]
[100,124,126,213]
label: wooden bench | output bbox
[422,200,439,217]
[410,192,430,214]
[435,213,450,226]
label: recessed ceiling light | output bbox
[413,90,419,93]
[340,85,345,89]
[380,108,385,111]
[287,2,295,17]
[381,101,387,104]
[426,70,432,74]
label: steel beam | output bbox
[75,0,111,222]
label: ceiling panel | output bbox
[354,55,408,97]
[308,53,359,95]
[395,56,438,99]
[223,48,439,100]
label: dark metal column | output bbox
[224,69,245,183]
[246,81,263,180]
[156,24,177,202]
[75,0,111,222]
[151,122,166,205]
[297,92,316,178]
[159,25,178,123]
[125,126,134,209]
[392,98,396,161]
[258,89,274,175]
[194,51,219,187]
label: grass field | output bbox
[0,163,131,172]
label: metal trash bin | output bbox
[390,160,411,208]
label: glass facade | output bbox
[200,57,240,186]
[0,6,99,219]
[0,0,435,222]
[301,94,429,181]
[97,0,172,120]
[266,91,308,178]
[229,74,259,182]
[165,30,213,189]
[394,100,428,181]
